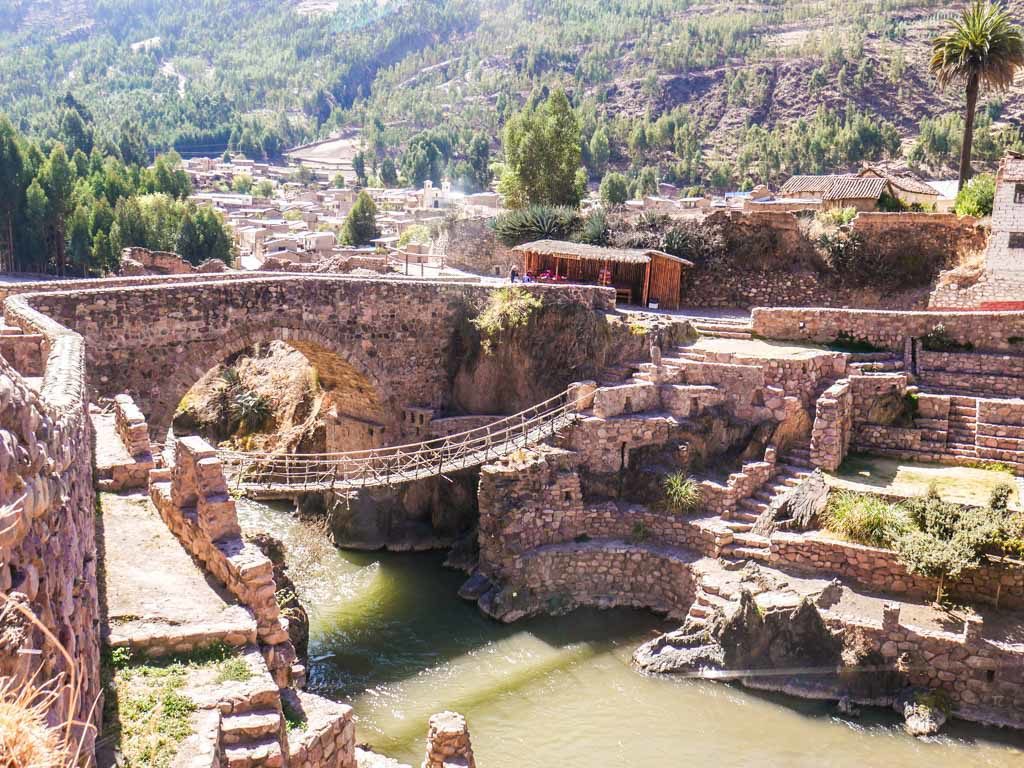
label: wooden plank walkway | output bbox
[220,389,582,497]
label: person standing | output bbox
[509,265,519,283]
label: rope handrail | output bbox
[218,387,588,493]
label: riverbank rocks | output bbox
[896,688,950,737]
[633,590,843,676]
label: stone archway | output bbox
[144,323,392,443]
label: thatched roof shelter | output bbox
[513,240,692,309]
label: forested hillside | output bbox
[3,0,1024,188]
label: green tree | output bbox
[231,173,253,194]
[352,151,367,186]
[931,0,1024,189]
[634,166,658,197]
[24,178,48,271]
[67,204,92,272]
[588,127,610,177]
[39,145,76,275]
[599,171,629,205]
[0,116,25,269]
[332,173,346,189]
[502,88,583,207]
[467,133,492,191]
[341,190,380,245]
[91,230,117,273]
[955,173,995,216]
[380,157,399,187]
[255,179,274,198]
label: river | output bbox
[237,499,1024,767]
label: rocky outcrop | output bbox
[633,589,842,676]
[752,470,829,536]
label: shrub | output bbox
[599,172,630,205]
[990,482,1014,512]
[493,204,579,246]
[472,287,543,353]
[955,173,995,218]
[818,229,865,279]
[920,323,974,352]
[663,472,702,515]
[877,191,907,212]
[827,331,884,353]
[823,491,910,548]
[896,491,1001,603]
[662,221,726,266]
[397,224,431,248]
[818,207,858,227]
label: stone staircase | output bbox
[221,702,286,768]
[598,359,644,386]
[690,318,754,340]
[685,581,735,628]
[946,396,979,459]
[721,445,815,563]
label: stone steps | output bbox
[221,709,282,746]
[223,738,284,768]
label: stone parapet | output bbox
[150,437,297,686]
[0,295,100,753]
[770,531,1024,609]
[282,690,356,768]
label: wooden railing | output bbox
[219,389,584,495]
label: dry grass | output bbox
[935,250,985,289]
[0,594,98,768]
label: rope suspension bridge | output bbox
[218,388,586,498]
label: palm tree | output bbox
[931,0,1024,190]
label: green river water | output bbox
[236,500,1024,767]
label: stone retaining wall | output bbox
[150,437,298,686]
[282,691,356,768]
[771,531,1024,609]
[752,307,1024,354]
[0,298,101,752]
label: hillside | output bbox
[3,0,1024,184]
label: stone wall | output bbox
[150,437,298,686]
[770,531,1024,609]
[421,712,476,768]
[114,393,153,457]
[0,299,101,752]
[752,306,1024,354]
[677,211,984,310]
[120,246,232,276]
[443,216,519,277]
[809,379,853,471]
[823,604,1024,720]
[282,690,356,768]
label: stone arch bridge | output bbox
[4,273,612,440]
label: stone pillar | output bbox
[882,602,901,632]
[567,380,597,411]
[172,435,241,541]
[421,711,476,768]
[963,614,984,644]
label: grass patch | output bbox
[103,643,251,768]
[823,490,910,548]
[662,472,702,515]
